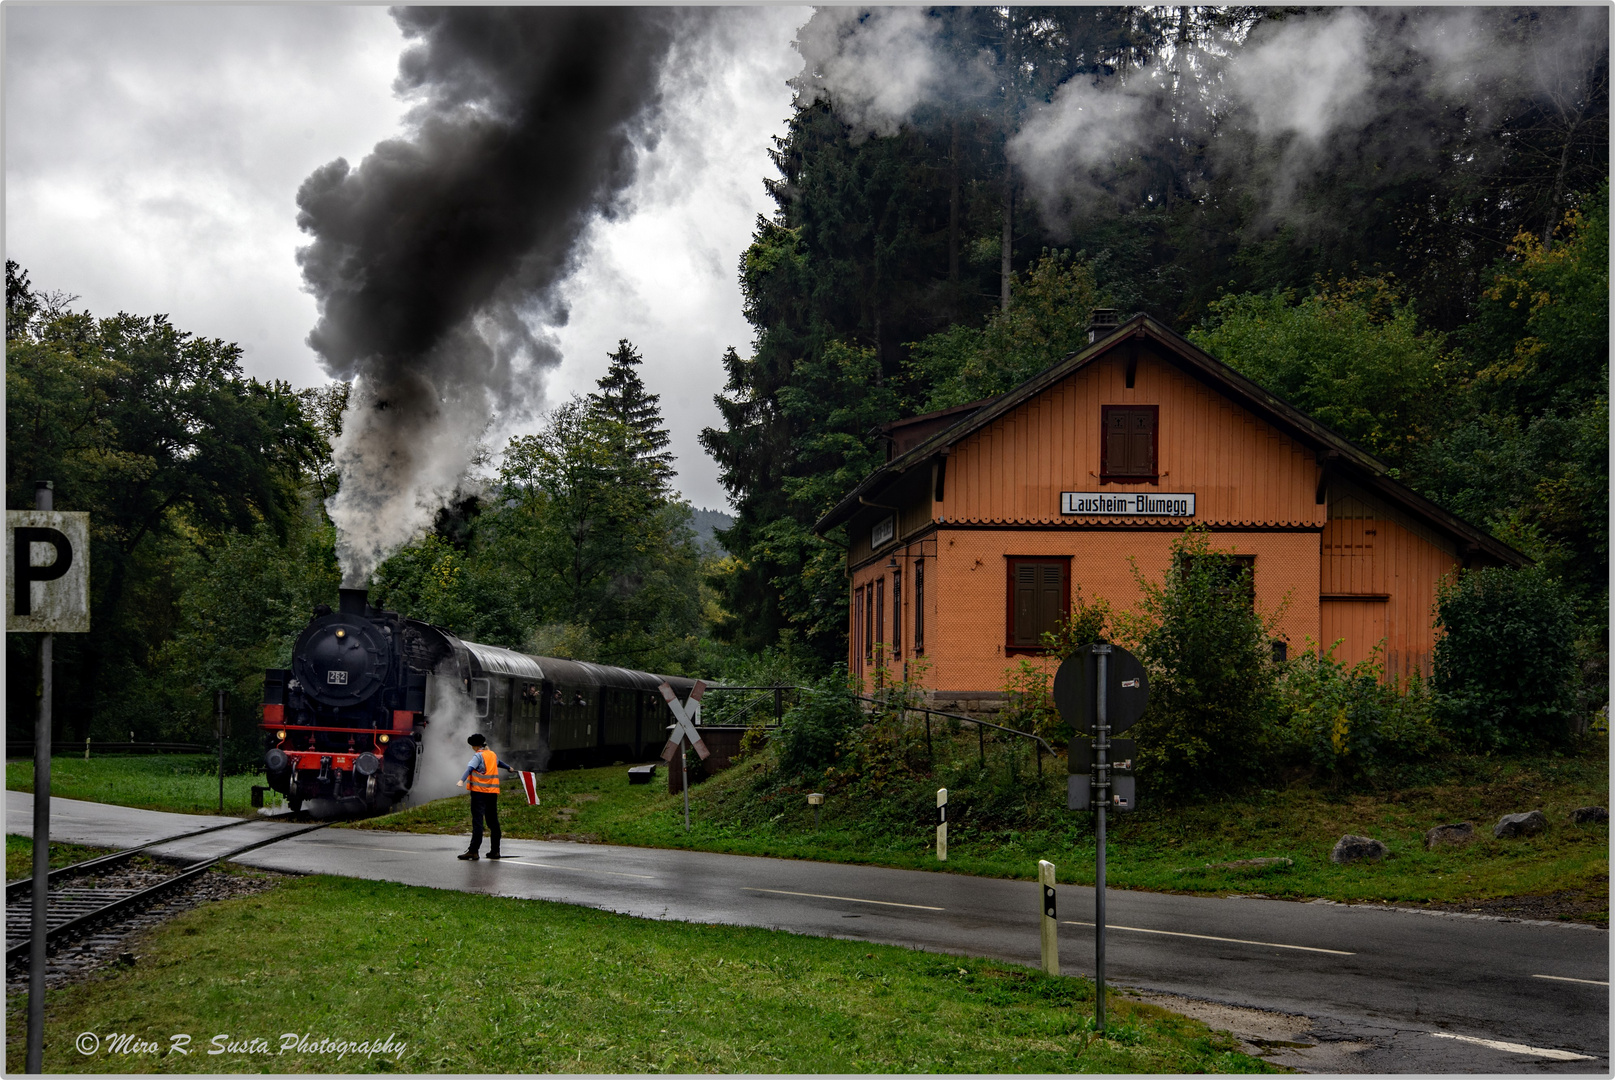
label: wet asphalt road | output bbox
[8,792,1607,1073]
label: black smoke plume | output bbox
[296,7,685,584]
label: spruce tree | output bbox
[587,338,675,493]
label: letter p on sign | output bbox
[6,512,90,632]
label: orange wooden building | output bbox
[816,313,1525,697]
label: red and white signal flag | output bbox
[518,771,541,806]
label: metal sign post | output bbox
[8,481,91,1074]
[659,681,708,833]
[1094,645,1109,1031]
[1052,641,1149,1037]
[216,691,227,813]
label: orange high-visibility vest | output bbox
[468,748,499,794]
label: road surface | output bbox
[9,792,1606,1073]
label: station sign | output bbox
[870,515,895,549]
[1060,492,1195,517]
[6,511,90,632]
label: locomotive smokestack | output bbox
[338,587,370,617]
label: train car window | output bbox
[470,678,491,718]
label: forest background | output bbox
[5,7,1607,770]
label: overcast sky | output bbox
[4,5,809,512]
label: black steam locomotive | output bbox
[260,587,694,814]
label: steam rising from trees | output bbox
[296,7,688,585]
[796,7,1608,228]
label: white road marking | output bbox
[1428,1031,1595,1061]
[1532,974,1609,986]
[1062,920,1354,955]
[504,859,654,880]
[744,887,945,911]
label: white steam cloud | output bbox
[799,7,1608,228]
[793,7,950,139]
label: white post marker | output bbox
[1039,859,1059,976]
[658,680,708,833]
[936,787,948,861]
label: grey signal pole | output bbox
[1094,643,1110,1034]
[217,691,226,813]
[27,481,53,1074]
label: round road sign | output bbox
[1052,643,1150,736]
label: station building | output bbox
[815,313,1525,700]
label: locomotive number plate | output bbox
[327,670,349,685]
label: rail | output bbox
[6,821,330,969]
[5,818,258,905]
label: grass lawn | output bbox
[351,745,1609,919]
[5,835,117,881]
[7,874,1272,1074]
[5,755,274,817]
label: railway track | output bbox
[6,820,328,971]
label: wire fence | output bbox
[700,682,1059,777]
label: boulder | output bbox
[1423,822,1476,850]
[1330,834,1388,864]
[1570,806,1608,824]
[1493,810,1547,839]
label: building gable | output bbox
[939,342,1323,528]
[821,315,1525,571]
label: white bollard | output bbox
[936,788,948,861]
[1039,859,1059,976]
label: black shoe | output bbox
[485,851,506,859]
[457,850,479,861]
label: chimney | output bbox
[1087,308,1120,344]
[338,587,370,617]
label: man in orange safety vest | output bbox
[456,732,512,861]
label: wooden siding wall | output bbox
[847,467,933,567]
[843,340,1470,691]
[936,348,1325,529]
[912,528,1319,693]
[1322,478,1461,678]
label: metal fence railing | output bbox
[6,741,208,759]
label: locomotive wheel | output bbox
[288,794,303,813]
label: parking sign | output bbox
[6,511,90,632]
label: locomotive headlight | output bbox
[378,734,390,744]
[276,730,286,741]
[335,629,346,639]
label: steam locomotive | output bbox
[260,587,694,814]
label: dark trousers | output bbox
[470,792,500,853]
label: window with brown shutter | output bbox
[914,559,925,655]
[891,569,902,656]
[875,578,885,657]
[1179,553,1256,607]
[1006,557,1070,652]
[1101,405,1158,479]
[863,583,874,662]
[854,586,865,668]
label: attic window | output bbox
[1101,405,1157,480]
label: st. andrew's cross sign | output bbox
[658,680,709,762]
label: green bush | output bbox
[1433,564,1579,748]
[774,667,864,778]
[1273,642,1442,781]
[1121,529,1280,801]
